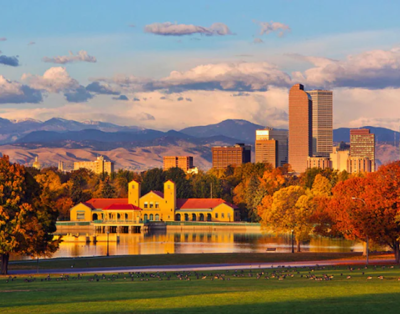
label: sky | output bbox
[0,0,400,131]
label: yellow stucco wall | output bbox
[102,210,141,222]
[139,190,175,222]
[176,203,238,222]
[69,203,93,221]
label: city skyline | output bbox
[1,1,400,131]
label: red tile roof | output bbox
[84,198,128,209]
[177,198,238,210]
[150,191,164,198]
[103,203,141,210]
[82,197,238,210]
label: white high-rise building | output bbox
[308,90,333,158]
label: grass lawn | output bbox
[7,252,391,271]
[1,264,400,313]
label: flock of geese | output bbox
[3,265,400,284]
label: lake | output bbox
[39,229,364,259]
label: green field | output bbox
[8,252,387,272]
[1,264,400,313]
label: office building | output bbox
[212,143,251,169]
[163,156,194,172]
[255,128,288,167]
[289,84,313,173]
[330,148,350,172]
[350,129,376,171]
[347,156,372,173]
[308,90,333,157]
[307,156,331,169]
[74,156,114,174]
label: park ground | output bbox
[1,262,400,314]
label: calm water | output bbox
[19,229,364,260]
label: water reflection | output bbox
[13,229,364,260]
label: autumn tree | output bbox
[55,196,74,220]
[0,155,61,275]
[328,162,400,262]
[258,174,332,252]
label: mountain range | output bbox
[0,117,399,171]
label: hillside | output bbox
[0,145,213,171]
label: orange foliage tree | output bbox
[327,162,400,262]
[0,155,61,274]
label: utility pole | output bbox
[210,182,213,198]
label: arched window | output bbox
[192,214,196,221]
[175,214,181,221]
[207,213,212,221]
[155,214,159,221]
[144,214,148,221]
[125,213,128,220]
[117,213,121,220]
[199,214,204,221]
[150,214,154,221]
[92,213,98,221]
[184,214,189,221]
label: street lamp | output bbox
[352,197,369,265]
[106,231,110,257]
[291,230,294,254]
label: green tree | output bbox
[165,167,192,199]
[0,155,60,275]
[190,172,222,198]
[141,168,165,195]
[99,177,116,198]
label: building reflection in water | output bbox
[28,229,364,260]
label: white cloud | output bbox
[157,62,292,91]
[0,37,6,41]
[22,67,93,102]
[254,21,291,37]
[292,47,400,89]
[22,67,79,93]
[0,75,42,104]
[253,38,264,44]
[42,50,97,64]
[144,22,232,36]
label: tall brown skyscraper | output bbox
[308,90,333,157]
[289,84,313,173]
[350,129,375,171]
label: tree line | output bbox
[1,154,400,274]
